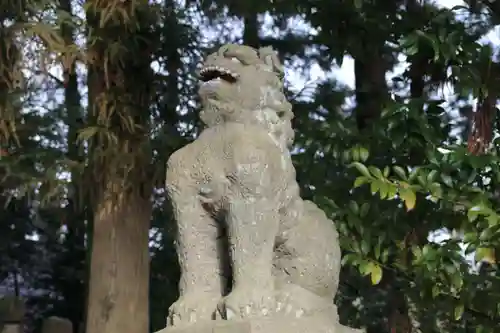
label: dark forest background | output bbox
[1,0,500,332]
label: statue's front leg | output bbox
[166,189,226,326]
[219,195,280,319]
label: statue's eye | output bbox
[229,57,242,63]
[221,47,246,64]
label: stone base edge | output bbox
[155,314,364,333]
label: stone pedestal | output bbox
[157,313,363,333]
[0,296,25,333]
[41,317,73,333]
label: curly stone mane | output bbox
[198,44,294,149]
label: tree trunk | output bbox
[58,0,87,330]
[243,13,259,48]
[353,40,388,130]
[238,1,260,49]
[85,191,151,333]
[467,62,499,155]
[83,1,156,332]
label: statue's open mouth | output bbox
[200,66,239,83]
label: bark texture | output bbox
[86,191,151,333]
[84,1,155,332]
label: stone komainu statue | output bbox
[165,44,346,329]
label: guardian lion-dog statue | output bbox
[164,44,360,333]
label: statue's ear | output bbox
[258,46,284,77]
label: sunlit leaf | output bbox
[454,303,464,320]
[393,166,407,180]
[399,188,416,210]
[475,247,496,264]
[350,162,371,178]
[369,263,383,285]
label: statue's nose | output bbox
[207,54,220,63]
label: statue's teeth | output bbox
[200,66,240,79]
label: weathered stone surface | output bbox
[0,296,25,333]
[162,43,362,333]
[0,296,24,322]
[41,317,73,333]
[1,324,21,333]
[157,313,363,333]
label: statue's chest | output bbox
[196,169,230,215]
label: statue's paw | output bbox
[274,294,308,318]
[167,292,221,326]
[218,285,276,320]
